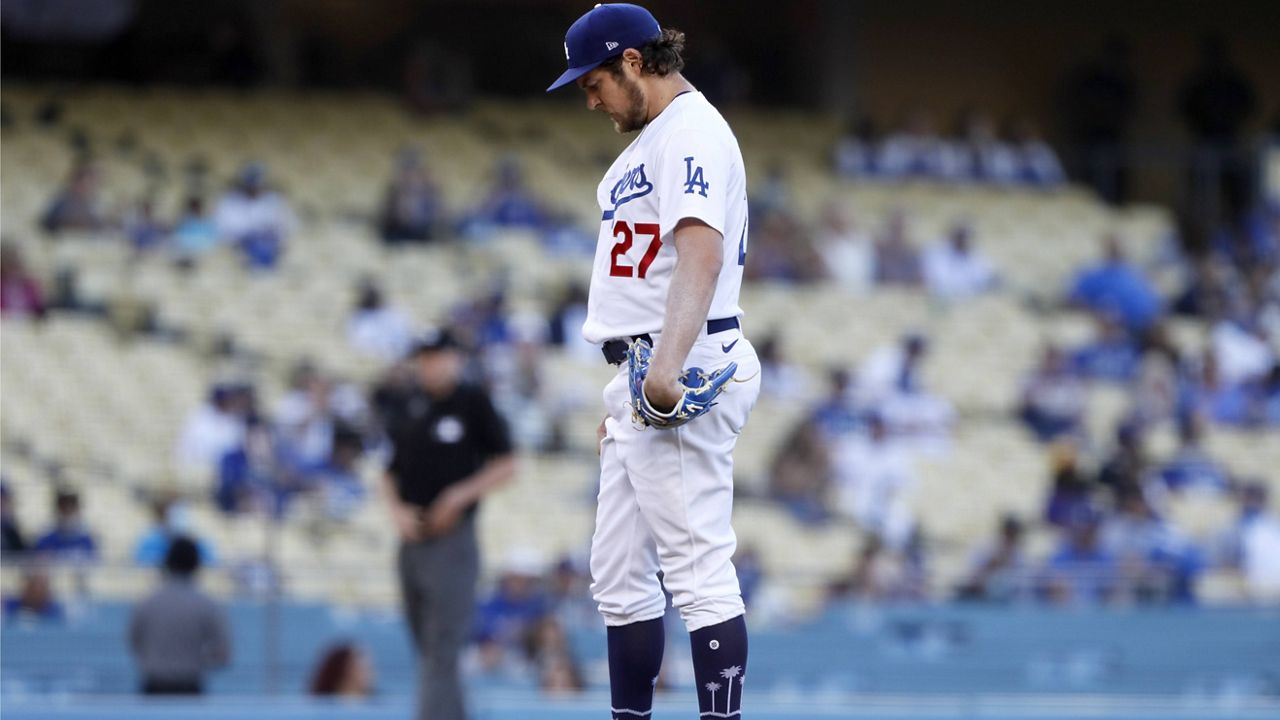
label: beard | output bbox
[611,73,648,133]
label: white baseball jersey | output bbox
[581,91,748,345]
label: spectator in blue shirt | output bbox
[474,551,549,671]
[1067,235,1162,334]
[1157,414,1232,493]
[1044,507,1117,605]
[3,568,64,624]
[134,494,218,567]
[33,490,96,561]
[811,369,861,439]
[1070,313,1142,382]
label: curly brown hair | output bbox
[602,28,686,78]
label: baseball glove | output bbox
[626,337,737,430]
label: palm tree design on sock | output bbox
[720,666,742,715]
[705,682,721,712]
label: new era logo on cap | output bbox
[546,3,661,92]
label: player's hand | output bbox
[392,502,423,542]
[642,372,683,413]
[423,485,469,537]
[597,417,608,455]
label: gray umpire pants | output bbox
[397,515,479,720]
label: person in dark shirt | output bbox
[382,329,516,720]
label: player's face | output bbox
[577,65,647,134]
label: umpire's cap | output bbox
[547,3,661,92]
[410,328,459,356]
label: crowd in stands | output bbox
[833,110,1067,188]
[2,79,1278,702]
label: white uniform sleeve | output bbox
[657,129,730,240]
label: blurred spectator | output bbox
[41,159,107,233]
[0,244,47,319]
[957,515,1028,602]
[1178,36,1258,220]
[756,333,809,400]
[1060,37,1135,204]
[546,283,596,362]
[348,280,415,362]
[134,494,218,567]
[213,162,294,270]
[546,555,595,628]
[1067,235,1162,334]
[1042,508,1117,605]
[1155,415,1231,493]
[1101,487,1200,604]
[960,111,1019,184]
[475,550,549,671]
[521,616,584,693]
[1096,422,1147,497]
[833,117,880,179]
[172,196,219,263]
[1,482,27,557]
[1210,318,1273,386]
[3,568,64,624]
[832,413,917,549]
[877,109,950,180]
[1019,345,1086,442]
[129,537,230,695]
[873,210,923,286]
[462,156,546,236]
[767,418,833,526]
[861,334,955,449]
[380,147,443,244]
[176,383,251,471]
[746,210,824,282]
[814,202,874,293]
[1253,363,1280,426]
[303,428,367,521]
[1009,118,1066,187]
[273,366,366,472]
[922,222,997,300]
[859,333,929,403]
[1181,348,1251,425]
[752,162,791,217]
[810,368,861,440]
[1070,313,1141,382]
[33,490,96,561]
[1043,442,1093,527]
[1216,483,1280,602]
[827,533,927,602]
[216,419,293,516]
[124,198,168,253]
[309,642,375,698]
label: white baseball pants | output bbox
[590,329,761,632]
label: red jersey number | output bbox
[609,221,662,279]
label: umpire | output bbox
[382,329,516,720]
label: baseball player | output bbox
[547,5,760,719]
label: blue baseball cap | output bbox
[546,3,661,92]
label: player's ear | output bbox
[621,48,643,72]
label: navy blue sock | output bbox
[690,615,748,718]
[607,617,665,719]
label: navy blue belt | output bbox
[602,317,740,365]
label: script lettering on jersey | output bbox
[610,163,654,212]
[682,156,709,197]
